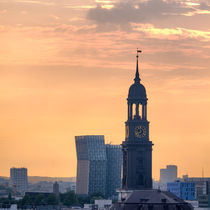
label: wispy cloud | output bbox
[64,5,96,9]
[132,23,210,41]
[14,0,55,6]
[87,0,196,25]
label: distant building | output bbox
[160,165,177,183]
[75,135,107,196]
[0,177,9,186]
[194,181,208,199]
[95,199,112,209]
[167,182,195,200]
[106,144,122,198]
[27,181,75,194]
[197,194,210,208]
[10,168,28,195]
[53,182,59,200]
[0,204,17,210]
[75,135,122,197]
[182,176,210,198]
[153,180,167,191]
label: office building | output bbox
[160,165,177,183]
[182,176,210,199]
[75,135,122,197]
[106,144,122,198]
[167,182,195,200]
[10,167,28,195]
[75,135,107,196]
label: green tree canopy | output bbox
[47,193,58,205]
[62,191,78,207]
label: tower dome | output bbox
[128,83,146,99]
[128,53,147,100]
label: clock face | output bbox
[135,125,146,138]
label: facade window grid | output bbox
[76,136,122,198]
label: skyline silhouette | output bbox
[0,0,210,179]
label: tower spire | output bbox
[134,49,142,83]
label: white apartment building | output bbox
[10,167,28,195]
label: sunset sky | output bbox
[0,0,210,180]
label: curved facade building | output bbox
[75,135,122,197]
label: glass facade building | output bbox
[75,135,107,196]
[75,135,122,198]
[167,182,195,200]
[106,144,122,198]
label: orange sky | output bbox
[0,0,210,180]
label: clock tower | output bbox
[122,51,153,190]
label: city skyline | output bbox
[0,0,210,179]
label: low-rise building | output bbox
[167,182,195,200]
[95,199,112,210]
[197,194,210,208]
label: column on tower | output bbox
[145,103,147,120]
[135,102,139,119]
[142,104,145,120]
[128,102,134,120]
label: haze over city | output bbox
[0,0,210,179]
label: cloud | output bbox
[14,0,55,6]
[87,0,195,25]
[0,0,94,27]
[199,1,210,11]
[132,23,210,41]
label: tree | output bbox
[62,191,78,206]
[77,195,91,205]
[90,192,105,204]
[21,194,32,206]
[34,194,46,205]
[47,193,58,205]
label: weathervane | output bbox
[136,48,142,57]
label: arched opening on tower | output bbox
[133,103,142,120]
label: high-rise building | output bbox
[53,181,60,200]
[122,52,153,190]
[53,182,59,194]
[106,144,122,198]
[75,135,107,196]
[75,136,122,197]
[10,167,28,195]
[160,165,177,183]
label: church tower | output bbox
[122,51,153,190]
